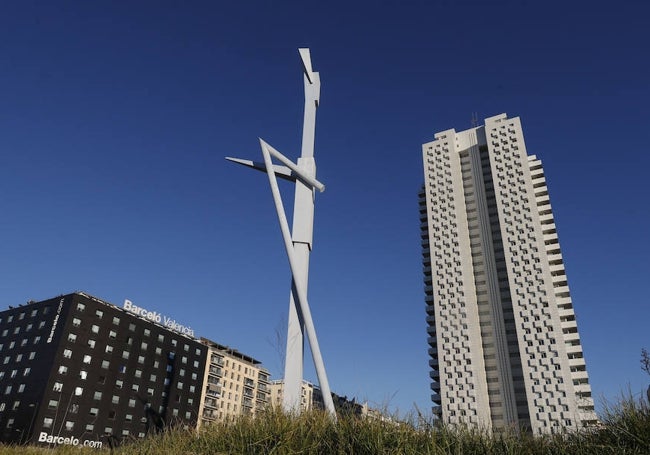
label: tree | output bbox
[641,348,650,404]
[641,348,650,376]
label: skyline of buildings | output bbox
[0,114,605,445]
[420,113,597,433]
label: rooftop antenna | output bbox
[471,112,479,128]
[226,49,336,417]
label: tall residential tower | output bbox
[420,113,597,434]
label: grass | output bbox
[1,395,649,454]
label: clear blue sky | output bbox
[1,1,648,416]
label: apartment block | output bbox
[197,338,270,425]
[421,113,597,433]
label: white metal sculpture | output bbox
[226,49,336,417]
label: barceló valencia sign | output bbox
[123,299,195,337]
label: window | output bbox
[77,303,85,312]
[138,355,145,364]
[69,404,79,414]
[112,395,119,404]
[48,399,58,409]
[72,318,81,327]
[116,380,123,389]
[86,424,94,431]
[101,360,110,369]
[89,408,99,416]
[132,384,139,392]
[53,382,63,392]
[26,323,33,332]
[149,374,156,382]
[91,325,100,334]
[29,351,35,360]
[75,387,83,396]
[158,334,164,343]
[65,421,74,431]
[83,355,91,364]
[105,345,113,354]
[38,321,46,329]
[63,349,72,359]
[95,310,103,319]
[128,399,136,408]
[93,391,102,400]
[58,366,68,375]
[6,418,14,429]
[134,369,142,378]
[122,351,129,359]
[125,414,133,422]
[43,418,53,429]
[18,384,25,393]
[141,342,148,350]
[109,330,117,339]
[177,382,183,390]
[15,354,22,362]
[144,329,150,337]
[23,367,30,377]
[128,323,136,332]
[79,371,87,380]
[112,317,120,326]
[67,334,76,343]
[87,339,96,349]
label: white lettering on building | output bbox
[123,300,195,337]
[46,298,65,344]
[38,432,102,448]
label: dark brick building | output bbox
[0,292,207,448]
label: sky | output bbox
[0,0,649,417]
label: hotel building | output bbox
[0,292,271,447]
[421,113,597,433]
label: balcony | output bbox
[204,397,218,409]
[209,366,223,377]
[210,354,225,366]
[431,393,441,403]
[202,409,218,420]
[244,378,255,387]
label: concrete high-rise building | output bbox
[420,113,597,434]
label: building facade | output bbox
[0,292,208,448]
[421,113,597,433]
[197,338,270,426]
